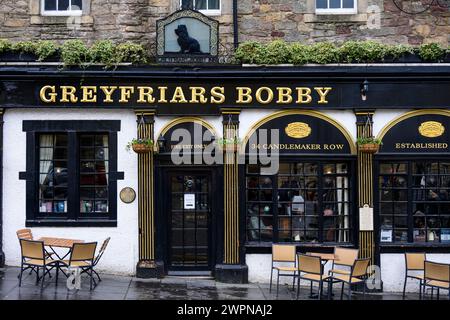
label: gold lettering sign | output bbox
[285,122,311,138]
[418,121,445,138]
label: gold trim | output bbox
[241,110,357,154]
[285,122,311,139]
[377,109,450,141]
[155,117,220,153]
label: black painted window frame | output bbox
[22,120,122,227]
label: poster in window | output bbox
[184,193,196,210]
[380,229,393,242]
[441,229,450,243]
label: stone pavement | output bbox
[0,266,438,300]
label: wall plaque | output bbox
[285,122,311,138]
[120,187,136,204]
[359,204,374,231]
[418,121,445,138]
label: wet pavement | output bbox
[0,266,441,300]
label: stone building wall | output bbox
[0,0,448,48]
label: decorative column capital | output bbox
[221,108,241,125]
[354,110,375,127]
[135,109,156,125]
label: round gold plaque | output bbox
[418,121,445,138]
[120,187,136,204]
[285,122,311,138]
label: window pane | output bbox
[342,0,354,8]
[208,0,220,9]
[58,0,70,11]
[194,0,207,9]
[45,0,57,10]
[316,0,328,8]
[79,134,109,215]
[72,0,82,9]
[330,0,341,8]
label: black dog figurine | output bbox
[175,24,202,54]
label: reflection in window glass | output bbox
[246,162,352,243]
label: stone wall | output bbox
[0,0,448,49]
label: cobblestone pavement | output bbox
[0,266,439,300]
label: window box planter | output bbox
[217,137,241,152]
[0,52,38,62]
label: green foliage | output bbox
[356,136,383,145]
[264,40,292,64]
[339,40,388,63]
[217,137,241,145]
[234,41,266,64]
[11,41,37,54]
[0,39,11,54]
[126,138,154,152]
[235,40,446,65]
[289,43,309,65]
[418,43,446,62]
[385,44,414,60]
[115,42,148,65]
[61,39,89,66]
[35,40,59,61]
[307,42,339,64]
[89,40,116,67]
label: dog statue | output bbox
[175,24,202,54]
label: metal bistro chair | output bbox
[269,244,297,297]
[329,247,359,276]
[18,239,60,288]
[80,237,110,283]
[421,260,450,300]
[403,252,426,299]
[329,258,370,300]
[296,254,327,300]
[59,242,98,290]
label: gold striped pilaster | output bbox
[223,111,240,264]
[356,112,375,266]
[136,110,155,262]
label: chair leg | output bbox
[419,280,422,300]
[292,272,296,291]
[340,282,344,300]
[93,269,101,282]
[89,268,94,290]
[348,283,352,300]
[18,264,23,287]
[276,271,280,297]
[318,281,322,300]
[437,288,440,301]
[431,287,434,300]
[296,276,300,299]
[269,268,273,293]
[403,276,407,299]
[36,267,40,285]
[363,280,366,300]
[310,281,313,295]
[41,268,45,289]
[328,279,333,300]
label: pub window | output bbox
[379,161,450,244]
[23,120,121,227]
[180,0,221,15]
[315,0,357,14]
[41,0,83,16]
[246,161,353,244]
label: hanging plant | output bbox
[357,136,382,154]
[126,138,154,154]
[217,137,241,152]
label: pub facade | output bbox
[0,1,449,293]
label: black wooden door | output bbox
[167,172,212,271]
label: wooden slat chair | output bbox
[296,254,328,300]
[18,239,60,288]
[403,252,426,299]
[329,247,359,276]
[421,260,450,300]
[80,237,110,283]
[269,244,297,297]
[59,242,98,290]
[329,258,370,300]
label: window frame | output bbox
[21,120,122,227]
[180,0,222,16]
[244,158,357,246]
[376,156,450,250]
[41,0,83,16]
[315,0,358,15]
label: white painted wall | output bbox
[3,109,139,275]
